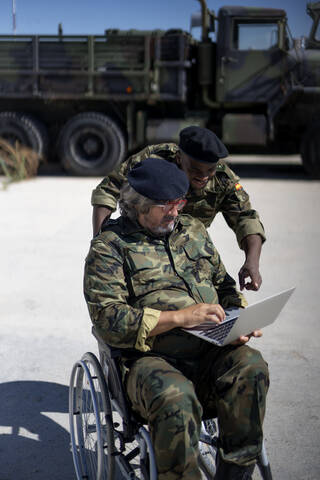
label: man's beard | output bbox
[149,215,176,235]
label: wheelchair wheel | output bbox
[198,419,273,480]
[257,440,273,480]
[199,419,218,479]
[69,352,115,480]
[94,347,157,480]
[108,411,157,480]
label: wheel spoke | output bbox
[69,353,116,480]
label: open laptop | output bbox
[182,287,295,346]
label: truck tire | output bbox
[58,113,126,176]
[0,111,48,158]
[23,114,49,157]
[301,122,320,179]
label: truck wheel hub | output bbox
[82,136,101,156]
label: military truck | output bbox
[0,1,319,177]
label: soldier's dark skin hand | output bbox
[92,205,112,236]
[239,234,263,291]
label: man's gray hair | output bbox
[119,182,155,221]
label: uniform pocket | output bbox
[182,240,213,283]
[124,246,174,298]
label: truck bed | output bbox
[0,32,191,102]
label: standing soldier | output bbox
[91,126,266,291]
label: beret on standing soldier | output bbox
[179,126,229,164]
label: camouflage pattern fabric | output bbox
[84,214,247,352]
[84,213,269,474]
[126,345,269,479]
[91,143,266,247]
[126,355,203,480]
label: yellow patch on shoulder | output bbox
[235,183,243,191]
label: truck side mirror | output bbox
[278,19,286,50]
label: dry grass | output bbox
[0,138,42,188]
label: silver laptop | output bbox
[182,287,295,346]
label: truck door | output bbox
[216,8,288,103]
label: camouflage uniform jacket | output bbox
[84,214,247,361]
[91,143,266,248]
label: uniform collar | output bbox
[118,216,145,235]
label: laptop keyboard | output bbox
[193,318,237,345]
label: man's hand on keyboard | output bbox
[177,303,226,329]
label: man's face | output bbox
[138,199,186,235]
[177,151,217,190]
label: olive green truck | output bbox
[0,1,319,176]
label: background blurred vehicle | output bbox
[0,1,319,177]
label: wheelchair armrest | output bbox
[92,326,122,359]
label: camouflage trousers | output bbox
[125,344,269,480]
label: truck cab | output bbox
[215,6,288,104]
[194,3,320,177]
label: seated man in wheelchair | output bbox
[84,157,269,480]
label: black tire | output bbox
[58,112,126,176]
[0,111,48,159]
[22,114,49,158]
[301,122,320,179]
[69,352,116,480]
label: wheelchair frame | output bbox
[69,328,273,479]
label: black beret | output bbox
[127,157,189,202]
[179,126,229,164]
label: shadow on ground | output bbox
[0,381,75,480]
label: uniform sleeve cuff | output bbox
[91,191,117,210]
[236,225,266,248]
[135,308,161,352]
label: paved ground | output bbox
[0,156,319,479]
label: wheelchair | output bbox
[69,328,273,479]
